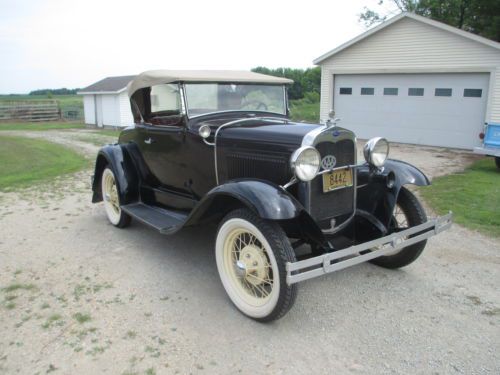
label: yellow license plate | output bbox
[322,168,353,193]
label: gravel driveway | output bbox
[0,130,498,374]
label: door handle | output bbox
[144,137,154,144]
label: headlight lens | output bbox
[290,146,320,181]
[364,137,389,167]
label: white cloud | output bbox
[0,0,377,93]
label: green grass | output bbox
[2,283,37,293]
[0,94,82,109]
[73,312,92,324]
[289,99,320,123]
[0,122,85,131]
[421,158,500,237]
[0,135,88,191]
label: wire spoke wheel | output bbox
[227,229,274,303]
[215,209,297,321]
[370,187,428,269]
[101,167,130,227]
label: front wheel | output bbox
[370,187,427,269]
[215,209,297,322]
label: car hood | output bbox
[216,119,321,151]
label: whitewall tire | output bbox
[101,167,131,228]
[215,209,297,321]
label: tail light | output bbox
[479,132,485,140]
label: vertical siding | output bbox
[318,17,500,122]
[118,91,134,127]
[83,95,95,125]
[101,95,119,126]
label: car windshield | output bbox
[184,83,286,117]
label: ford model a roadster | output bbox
[92,70,452,321]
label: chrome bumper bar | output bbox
[473,146,500,157]
[286,212,453,285]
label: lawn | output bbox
[0,122,85,131]
[0,135,88,190]
[0,94,82,110]
[289,99,320,123]
[421,158,500,237]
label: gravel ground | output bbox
[0,130,498,375]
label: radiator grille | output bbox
[309,139,355,224]
[226,151,289,185]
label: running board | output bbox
[286,212,453,285]
[121,203,188,234]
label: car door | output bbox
[137,84,192,198]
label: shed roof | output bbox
[314,12,500,65]
[127,70,293,97]
[78,75,135,94]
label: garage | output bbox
[314,12,500,150]
[334,73,490,149]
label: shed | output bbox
[78,75,135,127]
[314,12,500,149]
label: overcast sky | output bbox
[0,0,397,93]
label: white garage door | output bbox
[333,73,490,149]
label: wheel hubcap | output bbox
[226,230,274,302]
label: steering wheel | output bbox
[244,100,268,111]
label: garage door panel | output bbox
[334,73,489,149]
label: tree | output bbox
[359,0,500,41]
[251,66,321,100]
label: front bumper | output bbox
[473,146,500,157]
[286,212,453,284]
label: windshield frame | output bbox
[181,82,288,119]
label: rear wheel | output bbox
[101,167,131,228]
[370,187,427,269]
[215,209,297,322]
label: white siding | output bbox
[83,95,96,125]
[118,91,134,127]
[318,17,500,123]
[101,95,119,126]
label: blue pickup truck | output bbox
[474,123,500,169]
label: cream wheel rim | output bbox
[102,168,121,225]
[216,218,280,318]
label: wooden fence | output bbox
[0,100,61,122]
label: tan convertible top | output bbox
[127,70,293,97]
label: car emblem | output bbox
[321,155,337,170]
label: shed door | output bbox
[333,73,490,149]
[95,95,104,128]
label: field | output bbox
[0,94,82,109]
[421,158,500,237]
[0,135,88,190]
[289,99,320,122]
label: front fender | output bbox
[186,179,303,223]
[91,144,139,204]
[356,159,430,228]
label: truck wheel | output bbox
[215,208,297,322]
[370,187,427,269]
[495,157,500,169]
[101,167,131,228]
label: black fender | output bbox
[184,179,327,246]
[356,159,430,229]
[91,144,139,204]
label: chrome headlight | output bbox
[290,146,320,181]
[364,137,389,167]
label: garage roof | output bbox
[314,12,500,65]
[78,75,135,94]
[127,70,293,97]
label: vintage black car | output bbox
[92,70,452,321]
